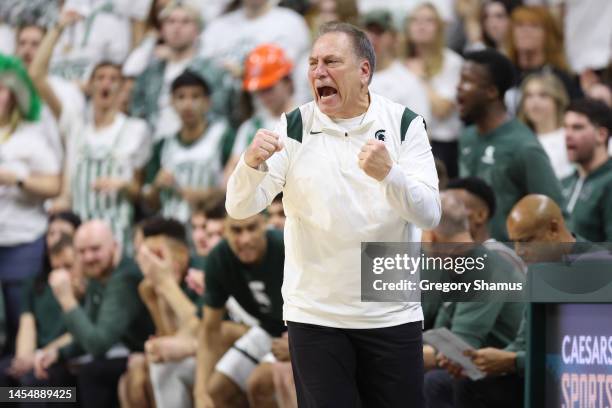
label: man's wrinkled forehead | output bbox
[310,32,355,61]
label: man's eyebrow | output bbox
[309,53,342,61]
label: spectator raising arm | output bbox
[29,11,82,120]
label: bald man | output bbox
[40,220,153,408]
[507,194,576,264]
[423,193,525,408]
[452,195,578,408]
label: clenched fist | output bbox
[49,269,77,310]
[358,139,393,181]
[244,129,284,169]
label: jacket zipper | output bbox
[566,176,585,214]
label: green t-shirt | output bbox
[459,119,564,241]
[561,158,612,242]
[203,230,285,336]
[20,277,66,348]
[59,257,154,359]
[430,248,526,349]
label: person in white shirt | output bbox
[49,1,131,82]
[518,72,574,179]
[224,44,297,183]
[404,3,464,180]
[0,55,61,352]
[478,0,514,54]
[199,0,233,25]
[15,23,86,162]
[226,22,440,407]
[0,23,15,55]
[142,70,233,223]
[30,11,151,250]
[199,0,310,78]
[130,2,236,141]
[357,0,456,24]
[561,0,612,77]
[362,9,431,125]
[121,0,167,79]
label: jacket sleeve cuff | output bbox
[379,163,422,207]
[237,153,269,176]
[380,163,401,187]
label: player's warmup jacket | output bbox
[226,93,441,329]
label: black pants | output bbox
[454,374,524,408]
[287,321,424,408]
[424,368,524,408]
[76,357,127,408]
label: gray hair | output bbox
[317,22,376,84]
[436,192,470,237]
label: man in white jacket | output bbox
[226,22,440,407]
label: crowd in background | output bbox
[0,0,611,407]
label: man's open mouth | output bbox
[317,86,338,100]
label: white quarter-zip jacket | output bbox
[226,93,441,329]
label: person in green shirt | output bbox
[561,98,612,242]
[35,220,153,408]
[457,49,564,241]
[445,177,526,273]
[0,234,80,388]
[137,217,202,337]
[422,192,525,408]
[449,194,578,408]
[143,71,235,223]
[120,216,204,408]
[195,213,285,408]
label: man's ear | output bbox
[485,83,499,101]
[596,126,609,147]
[360,59,372,87]
[547,218,560,240]
[473,208,488,226]
[429,230,438,244]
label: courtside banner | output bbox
[543,303,612,408]
[360,242,612,303]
